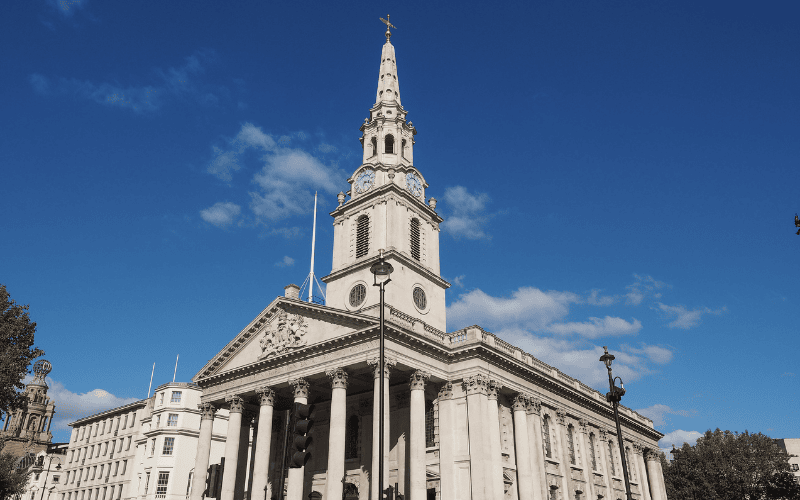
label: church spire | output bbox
[376,15,401,106]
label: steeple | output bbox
[323,20,449,332]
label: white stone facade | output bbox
[186,25,669,500]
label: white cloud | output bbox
[586,289,618,306]
[658,429,703,449]
[625,274,669,305]
[654,303,726,329]
[547,316,642,338]
[441,186,492,240]
[25,377,138,439]
[452,275,466,288]
[636,404,696,426]
[200,202,241,227]
[275,256,295,268]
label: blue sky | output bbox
[2,1,798,451]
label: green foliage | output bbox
[0,451,30,500]
[0,284,44,422]
[663,428,800,500]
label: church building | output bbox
[188,22,669,500]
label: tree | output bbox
[0,451,29,500]
[0,284,44,422]
[663,428,800,500]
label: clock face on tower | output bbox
[353,169,375,194]
[406,172,422,198]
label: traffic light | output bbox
[289,402,314,468]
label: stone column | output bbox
[220,396,244,500]
[325,368,349,500]
[645,450,667,500]
[286,379,310,500]
[526,398,546,500]
[486,380,504,500]
[554,408,571,498]
[512,395,534,500]
[368,357,394,500]
[463,374,490,500]
[577,419,595,500]
[250,388,275,500]
[190,403,216,500]
[408,370,429,500]
[597,427,613,499]
[633,443,651,500]
[437,382,455,500]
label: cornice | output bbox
[321,248,450,290]
[329,180,440,223]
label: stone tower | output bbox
[1,360,56,456]
[323,22,450,331]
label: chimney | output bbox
[284,284,300,299]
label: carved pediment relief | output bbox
[258,307,308,359]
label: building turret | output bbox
[1,360,56,457]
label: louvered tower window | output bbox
[385,134,394,154]
[543,415,552,458]
[356,215,369,258]
[410,218,421,261]
[567,424,576,465]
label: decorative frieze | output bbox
[326,368,349,389]
[462,373,489,396]
[255,386,275,407]
[486,379,502,400]
[409,370,429,391]
[226,395,244,413]
[198,403,216,420]
[290,378,310,399]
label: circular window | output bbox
[413,287,427,310]
[349,284,367,308]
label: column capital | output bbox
[462,373,489,396]
[198,403,216,420]
[644,448,660,462]
[577,418,589,434]
[409,370,430,391]
[367,356,396,379]
[526,396,542,415]
[512,394,528,412]
[632,442,645,455]
[255,387,275,407]
[486,379,502,400]
[326,368,349,389]
[555,407,567,425]
[437,381,453,400]
[225,395,244,413]
[598,426,609,441]
[289,378,310,399]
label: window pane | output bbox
[156,472,170,499]
[170,391,182,403]
[162,437,175,455]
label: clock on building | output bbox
[406,172,422,197]
[353,169,375,194]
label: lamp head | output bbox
[370,250,394,285]
[599,346,615,369]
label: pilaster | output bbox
[408,370,429,500]
[512,394,534,500]
[486,380,504,500]
[526,397,546,500]
[437,382,455,500]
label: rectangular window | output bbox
[126,436,132,450]
[162,437,175,455]
[150,439,156,456]
[130,413,136,427]
[156,472,170,498]
[100,422,105,435]
[186,471,193,497]
[116,487,121,500]
[53,475,60,483]
[118,439,123,452]
[91,466,96,480]
[108,487,113,500]
[101,488,106,500]
[144,472,151,494]
[72,471,76,483]
[156,415,161,427]
[93,424,98,437]
[99,465,104,478]
[170,391,182,403]
[88,446,94,459]
[159,392,165,405]
[70,450,75,463]
[121,460,127,475]
[122,415,127,430]
[114,462,119,476]
[167,414,178,427]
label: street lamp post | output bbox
[599,346,633,500]
[370,250,393,500]
[38,455,62,500]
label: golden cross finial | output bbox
[380,15,396,41]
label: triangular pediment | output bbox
[193,297,378,381]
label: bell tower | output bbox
[1,360,56,457]
[323,19,450,331]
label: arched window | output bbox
[608,440,616,476]
[370,137,377,158]
[410,218,421,261]
[345,416,359,459]
[589,433,597,471]
[567,424,576,465]
[424,400,435,447]
[356,215,369,258]
[385,135,394,154]
[543,415,552,458]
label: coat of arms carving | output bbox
[259,308,308,359]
